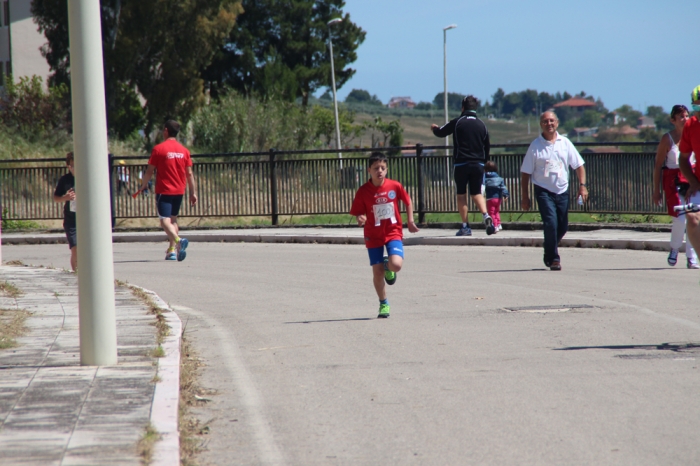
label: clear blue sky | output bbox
[331,0,700,114]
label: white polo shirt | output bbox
[520,132,584,194]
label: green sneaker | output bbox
[383,256,396,285]
[378,303,390,318]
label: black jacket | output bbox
[432,110,490,164]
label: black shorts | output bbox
[453,163,485,196]
[156,194,184,219]
[64,223,77,249]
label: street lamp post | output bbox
[443,24,457,183]
[328,18,343,168]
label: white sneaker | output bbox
[688,258,700,269]
[497,225,503,231]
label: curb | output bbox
[0,231,674,252]
[131,286,182,466]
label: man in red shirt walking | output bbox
[139,120,197,261]
[350,152,420,318]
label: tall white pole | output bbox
[443,25,456,184]
[328,19,343,169]
[67,0,118,366]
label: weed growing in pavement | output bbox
[4,260,25,266]
[179,329,211,466]
[151,345,165,358]
[137,422,161,464]
[0,309,30,349]
[0,281,22,298]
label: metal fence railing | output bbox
[0,142,665,225]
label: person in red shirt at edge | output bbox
[350,152,420,318]
[679,85,700,271]
[139,120,198,262]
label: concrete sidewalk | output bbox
[0,266,181,466]
[0,223,683,252]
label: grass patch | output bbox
[179,329,210,466]
[137,422,161,464]
[0,308,31,349]
[0,281,22,298]
[150,345,165,358]
[125,284,170,345]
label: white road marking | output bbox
[171,305,285,466]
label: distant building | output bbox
[0,0,51,87]
[553,97,597,112]
[570,127,598,138]
[387,96,416,109]
[637,116,656,130]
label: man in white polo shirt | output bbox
[520,111,588,270]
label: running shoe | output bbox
[456,226,472,236]
[550,260,562,271]
[177,237,189,262]
[688,258,700,269]
[165,251,177,261]
[383,256,396,285]
[484,216,496,235]
[377,303,390,318]
[497,224,503,231]
[667,248,679,266]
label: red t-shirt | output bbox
[350,178,412,249]
[679,115,700,179]
[148,139,193,195]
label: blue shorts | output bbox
[156,194,183,219]
[367,240,404,266]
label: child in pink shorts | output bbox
[483,161,509,232]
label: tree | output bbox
[32,0,242,140]
[204,0,365,106]
[345,89,382,106]
[615,105,643,127]
[414,101,435,110]
[364,116,403,155]
[432,92,467,112]
[309,105,363,148]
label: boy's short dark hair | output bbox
[462,95,479,111]
[66,152,74,164]
[164,119,181,137]
[368,151,388,167]
[485,161,497,172]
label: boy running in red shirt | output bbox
[350,152,420,318]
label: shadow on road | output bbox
[285,318,374,324]
[554,342,700,352]
[459,268,545,273]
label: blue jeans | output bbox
[534,185,569,265]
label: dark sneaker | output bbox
[550,260,562,271]
[177,238,189,262]
[484,216,496,235]
[377,303,390,318]
[667,248,679,266]
[456,226,472,236]
[383,256,396,285]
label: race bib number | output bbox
[373,203,396,226]
[69,200,76,212]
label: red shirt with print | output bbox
[680,115,700,180]
[350,178,412,249]
[148,139,193,195]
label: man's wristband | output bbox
[580,183,586,187]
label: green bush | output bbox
[0,75,70,140]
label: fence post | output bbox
[108,153,115,229]
[269,148,278,226]
[416,143,425,224]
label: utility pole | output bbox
[67,0,118,366]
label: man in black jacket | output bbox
[431,95,495,236]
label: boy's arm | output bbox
[404,200,420,233]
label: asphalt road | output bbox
[4,242,700,465]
